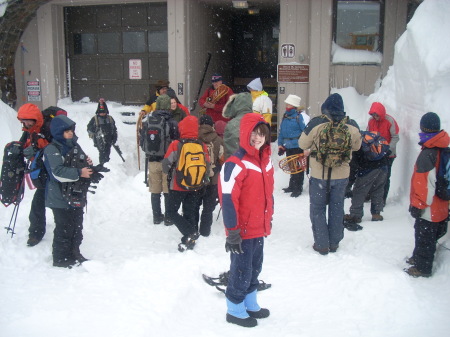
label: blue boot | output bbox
[226,299,257,327]
[244,290,270,319]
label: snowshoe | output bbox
[202,272,272,293]
[178,232,199,252]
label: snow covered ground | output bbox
[1,1,450,336]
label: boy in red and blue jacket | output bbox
[219,113,274,328]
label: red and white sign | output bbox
[129,59,142,80]
[27,80,41,102]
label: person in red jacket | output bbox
[218,113,274,328]
[162,115,210,252]
[406,112,449,278]
[367,102,400,205]
[17,103,50,247]
[199,74,233,123]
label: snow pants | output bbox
[226,237,264,304]
[309,177,347,251]
[166,189,202,238]
[412,218,448,274]
[195,184,218,236]
[51,207,84,263]
[28,188,46,240]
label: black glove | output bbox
[23,146,36,160]
[409,205,423,219]
[8,143,23,156]
[90,172,104,184]
[278,146,286,156]
[93,164,110,173]
[225,229,243,254]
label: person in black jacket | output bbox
[87,99,118,166]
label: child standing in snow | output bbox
[219,113,274,328]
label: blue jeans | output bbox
[226,237,264,304]
[309,177,348,250]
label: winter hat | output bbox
[247,78,263,92]
[214,120,226,138]
[166,88,181,103]
[96,98,109,115]
[321,93,345,117]
[156,94,171,110]
[155,80,170,91]
[420,112,441,133]
[284,94,301,108]
[212,74,223,83]
[199,114,214,126]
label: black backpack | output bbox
[0,142,26,207]
[40,106,65,142]
[140,112,171,158]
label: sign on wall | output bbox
[277,63,310,83]
[129,59,142,79]
[27,80,41,102]
[281,44,295,58]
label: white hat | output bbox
[284,94,301,108]
[247,78,263,91]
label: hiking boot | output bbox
[153,214,164,225]
[27,237,42,247]
[313,244,328,255]
[406,257,416,265]
[344,214,361,224]
[53,258,76,269]
[329,244,339,253]
[404,266,431,278]
[178,232,199,252]
[226,314,257,328]
[290,191,302,198]
[371,214,384,221]
[282,187,293,193]
[344,222,363,231]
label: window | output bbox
[334,1,383,52]
[98,33,121,54]
[123,32,146,53]
[73,33,95,55]
[148,30,168,53]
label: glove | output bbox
[225,229,243,254]
[8,143,22,156]
[278,146,286,156]
[409,205,423,219]
[90,172,104,184]
[23,146,36,160]
[88,132,95,139]
[93,164,110,173]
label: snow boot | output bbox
[404,266,431,278]
[371,214,384,221]
[27,236,42,247]
[53,257,76,269]
[178,232,199,252]
[151,193,164,224]
[73,246,88,264]
[313,243,329,255]
[290,190,302,198]
[226,299,257,327]
[244,290,270,319]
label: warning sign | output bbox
[27,81,41,102]
[277,64,310,83]
[129,59,142,80]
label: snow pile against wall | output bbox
[367,0,450,202]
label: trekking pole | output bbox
[216,206,222,221]
[4,203,21,238]
[191,52,212,112]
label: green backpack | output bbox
[314,115,352,168]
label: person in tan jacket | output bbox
[299,93,361,255]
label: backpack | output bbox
[360,131,390,161]
[29,148,48,189]
[40,106,63,142]
[436,147,450,201]
[93,115,115,150]
[0,142,26,207]
[175,139,208,190]
[141,113,171,158]
[314,115,352,168]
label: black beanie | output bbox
[321,93,345,117]
[420,112,440,133]
[199,114,214,126]
[96,99,109,115]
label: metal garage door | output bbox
[65,3,168,104]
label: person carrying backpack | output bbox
[299,93,361,255]
[196,114,224,237]
[277,94,306,197]
[87,99,118,167]
[44,115,101,268]
[162,115,210,252]
[142,94,179,225]
[343,131,391,231]
[406,112,449,278]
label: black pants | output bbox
[412,218,448,274]
[167,189,202,239]
[196,184,218,236]
[286,148,304,192]
[51,207,84,263]
[99,144,112,165]
[28,188,46,240]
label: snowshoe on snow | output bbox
[202,271,272,293]
[178,232,199,252]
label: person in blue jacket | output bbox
[278,94,306,197]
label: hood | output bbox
[321,93,346,121]
[17,103,43,133]
[423,130,450,149]
[247,78,263,91]
[178,115,199,139]
[222,93,253,119]
[239,113,270,157]
[50,115,76,144]
[95,100,109,114]
[368,102,386,120]
[156,94,171,110]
